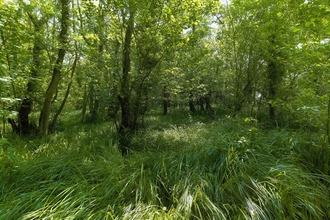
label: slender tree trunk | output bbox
[199,97,205,112]
[119,14,134,132]
[19,35,41,134]
[163,86,170,115]
[118,12,134,155]
[39,52,64,134]
[39,0,70,135]
[49,54,78,131]
[267,34,284,125]
[81,85,88,122]
[268,60,277,124]
[189,91,196,113]
[89,82,100,121]
[14,14,45,135]
[205,92,213,112]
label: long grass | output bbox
[0,111,329,219]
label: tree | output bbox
[217,0,313,124]
[111,0,219,153]
[15,4,50,134]
[0,0,41,134]
[118,4,135,143]
[39,0,70,135]
[1,0,79,135]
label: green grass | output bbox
[0,111,329,219]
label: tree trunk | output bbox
[199,97,205,112]
[267,34,284,125]
[13,14,44,135]
[81,85,88,122]
[49,54,78,131]
[205,92,213,112]
[39,0,69,135]
[189,91,196,113]
[163,86,170,115]
[18,98,33,135]
[268,58,277,124]
[118,12,134,155]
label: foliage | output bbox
[0,0,329,218]
[0,137,18,186]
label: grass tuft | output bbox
[0,113,329,219]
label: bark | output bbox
[88,82,100,121]
[18,98,33,134]
[267,34,284,125]
[163,86,170,115]
[268,60,277,123]
[49,54,78,131]
[189,91,196,113]
[11,14,44,135]
[81,85,88,122]
[118,12,135,155]
[199,97,205,112]
[39,0,70,135]
[92,98,100,120]
[205,92,213,112]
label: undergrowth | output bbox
[0,112,329,219]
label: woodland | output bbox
[0,0,329,219]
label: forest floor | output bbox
[0,110,329,219]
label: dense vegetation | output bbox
[1,0,329,219]
[1,111,329,219]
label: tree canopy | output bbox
[0,0,329,146]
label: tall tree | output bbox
[39,0,70,134]
[15,7,48,134]
[218,0,308,123]
[118,6,135,136]
[0,0,41,134]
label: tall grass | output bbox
[0,112,329,219]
